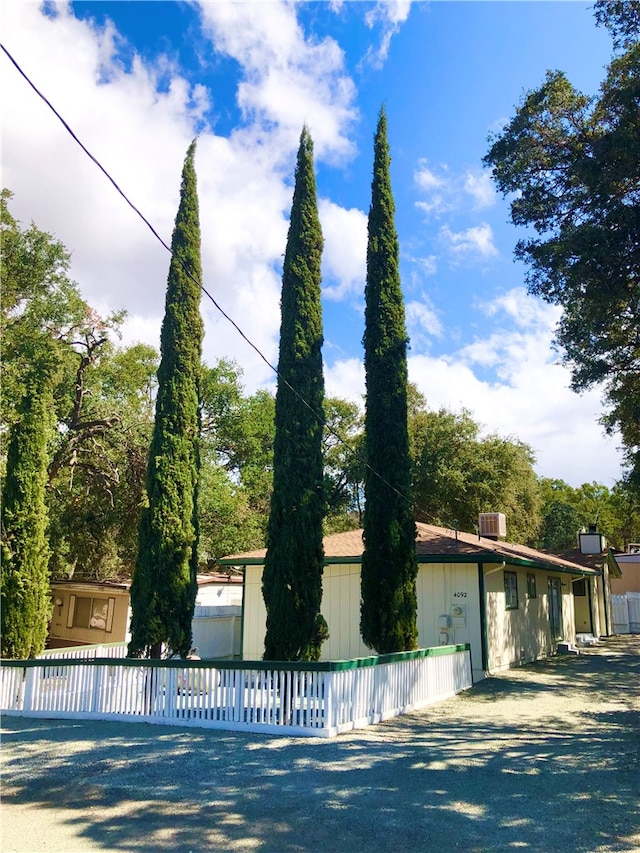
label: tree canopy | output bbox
[410,401,542,545]
[128,142,204,659]
[262,127,328,662]
[1,366,56,658]
[483,13,640,488]
[594,0,640,51]
[360,108,418,654]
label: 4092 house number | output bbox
[453,592,467,598]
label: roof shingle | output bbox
[220,522,599,575]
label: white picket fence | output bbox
[0,644,472,737]
[39,642,128,660]
[612,593,640,634]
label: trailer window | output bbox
[504,571,519,610]
[68,596,114,631]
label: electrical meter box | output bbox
[450,604,466,628]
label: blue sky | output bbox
[1,1,623,486]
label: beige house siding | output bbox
[243,563,370,661]
[594,573,608,636]
[484,568,576,672]
[573,579,593,635]
[48,583,130,649]
[245,561,484,668]
[559,576,576,642]
[245,562,483,665]
[417,562,482,675]
[611,559,640,594]
[243,561,583,677]
[242,565,268,661]
[320,564,369,660]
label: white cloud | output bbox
[407,289,623,486]
[440,223,498,261]
[413,255,438,277]
[319,199,367,301]
[2,2,201,324]
[362,0,413,68]
[477,287,560,330]
[324,288,623,487]
[408,350,622,487]
[463,171,496,210]
[415,162,447,192]
[414,160,452,216]
[324,358,365,406]
[415,161,495,216]
[406,253,439,290]
[406,297,443,351]
[1,0,361,392]
[197,1,358,164]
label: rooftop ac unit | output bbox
[628,543,640,554]
[478,512,506,539]
[579,532,607,555]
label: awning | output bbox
[606,548,623,579]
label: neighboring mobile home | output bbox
[610,548,640,595]
[48,573,243,656]
[219,519,616,682]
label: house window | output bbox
[573,578,587,597]
[527,573,537,599]
[504,571,519,610]
[67,595,115,632]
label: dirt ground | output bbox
[1,635,639,853]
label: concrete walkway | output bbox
[2,636,639,853]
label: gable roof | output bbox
[218,522,599,577]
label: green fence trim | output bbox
[1,644,470,673]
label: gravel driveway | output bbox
[2,635,639,853]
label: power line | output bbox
[1,41,412,507]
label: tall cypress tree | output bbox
[1,366,55,659]
[128,142,203,659]
[262,127,328,662]
[360,108,418,654]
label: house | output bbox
[219,518,616,682]
[610,547,640,595]
[48,573,243,656]
[608,546,640,634]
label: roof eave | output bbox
[218,553,598,576]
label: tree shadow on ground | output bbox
[467,635,640,704]
[2,637,639,853]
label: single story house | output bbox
[219,519,618,682]
[48,573,243,655]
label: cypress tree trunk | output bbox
[1,375,55,658]
[128,142,203,659]
[360,108,418,654]
[262,127,328,662]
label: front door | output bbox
[548,577,563,643]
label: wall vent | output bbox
[478,512,506,540]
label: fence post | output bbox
[91,663,104,713]
[23,666,37,712]
[322,672,331,732]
